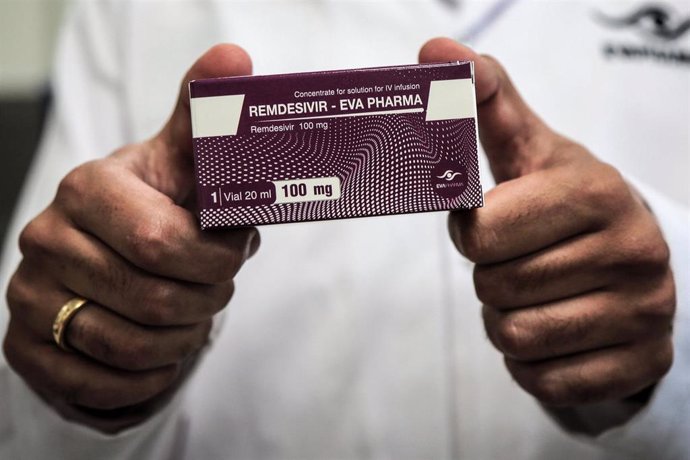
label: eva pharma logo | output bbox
[436,169,464,181]
[431,161,468,199]
[595,3,690,65]
[596,4,690,41]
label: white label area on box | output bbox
[272,177,341,204]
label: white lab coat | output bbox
[0,1,688,459]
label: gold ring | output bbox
[52,297,89,351]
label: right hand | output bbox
[3,44,258,433]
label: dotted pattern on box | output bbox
[194,114,482,228]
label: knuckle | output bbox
[451,212,491,263]
[127,220,171,270]
[530,382,563,406]
[175,340,196,362]
[657,293,677,322]
[56,165,89,201]
[474,262,545,308]
[494,315,532,359]
[638,283,676,323]
[602,223,670,284]
[646,239,671,269]
[71,315,121,365]
[618,231,671,274]
[140,282,178,325]
[482,305,502,349]
[143,366,179,396]
[472,267,495,304]
[226,245,246,276]
[118,335,158,371]
[637,236,671,272]
[223,280,236,303]
[585,163,627,207]
[80,368,177,410]
[513,263,551,300]
[459,228,486,263]
[212,250,243,283]
[117,367,178,408]
[6,272,31,319]
[576,163,632,222]
[651,338,674,380]
[18,218,49,258]
[556,372,605,406]
[449,211,496,264]
[207,281,235,315]
[2,326,20,370]
[520,369,567,406]
[178,326,208,359]
[79,385,124,410]
[57,375,90,407]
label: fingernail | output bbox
[244,229,261,259]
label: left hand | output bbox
[3,44,257,432]
[420,38,675,406]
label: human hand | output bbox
[3,44,258,432]
[420,38,675,407]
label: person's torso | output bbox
[111,1,689,458]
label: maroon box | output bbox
[190,62,483,228]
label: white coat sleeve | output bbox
[0,2,190,459]
[547,180,690,459]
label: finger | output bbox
[53,164,259,283]
[162,43,252,155]
[11,277,213,370]
[448,161,621,264]
[65,306,212,371]
[419,37,556,182]
[470,216,668,308]
[13,237,233,328]
[473,233,610,308]
[6,261,67,337]
[11,239,216,370]
[504,337,673,406]
[4,321,180,410]
[482,284,673,362]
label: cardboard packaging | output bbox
[190,62,483,228]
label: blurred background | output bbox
[0,0,68,248]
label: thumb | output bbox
[141,44,252,201]
[160,43,252,159]
[419,37,557,182]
